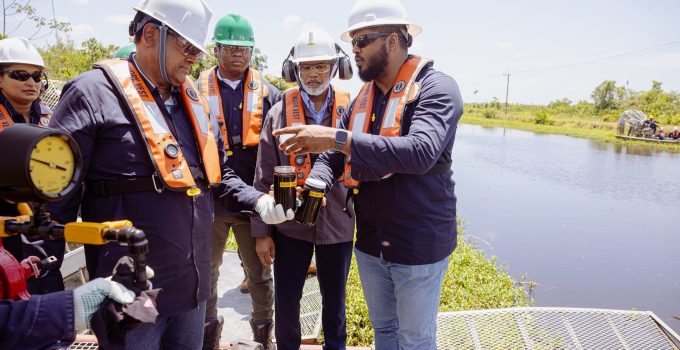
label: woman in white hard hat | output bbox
[0,37,60,294]
[0,37,51,128]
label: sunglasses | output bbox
[220,45,253,55]
[2,70,45,83]
[159,25,204,59]
[351,33,392,49]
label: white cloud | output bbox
[72,0,89,4]
[513,52,531,58]
[495,42,513,49]
[653,52,680,70]
[105,14,133,26]
[283,15,301,28]
[68,23,95,43]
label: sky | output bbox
[3,0,680,105]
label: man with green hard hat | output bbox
[197,13,281,350]
[113,43,136,58]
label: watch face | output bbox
[335,130,348,143]
[29,135,76,197]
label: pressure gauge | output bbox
[0,124,83,203]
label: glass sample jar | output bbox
[274,166,296,212]
[294,178,326,226]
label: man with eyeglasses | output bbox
[252,28,354,350]
[196,14,281,350]
[46,1,293,349]
[273,0,463,348]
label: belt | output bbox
[88,168,205,196]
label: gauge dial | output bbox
[28,135,76,198]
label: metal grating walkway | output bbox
[272,275,323,342]
[437,307,680,350]
[41,79,66,111]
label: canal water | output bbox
[453,123,680,332]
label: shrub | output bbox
[483,109,496,119]
[534,111,555,125]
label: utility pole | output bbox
[51,0,58,43]
[503,72,511,115]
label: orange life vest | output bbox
[95,58,221,193]
[343,55,432,189]
[198,67,268,152]
[0,104,51,132]
[283,87,350,185]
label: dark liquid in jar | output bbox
[295,186,324,226]
[274,168,296,212]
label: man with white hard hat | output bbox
[46,0,293,348]
[252,28,355,350]
[273,0,463,348]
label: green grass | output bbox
[462,109,680,153]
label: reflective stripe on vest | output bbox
[283,87,350,185]
[198,67,267,150]
[0,104,51,132]
[343,55,432,188]
[95,58,221,191]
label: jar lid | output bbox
[305,178,326,191]
[274,166,295,174]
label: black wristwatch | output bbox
[334,130,348,152]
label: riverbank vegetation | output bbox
[465,80,680,152]
[226,227,532,347]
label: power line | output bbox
[512,39,680,74]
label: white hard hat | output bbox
[133,0,213,54]
[340,0,422,43]
[674,127,678,131]
[0,37,44,67]
[292,28,339,64]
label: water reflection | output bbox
[454,124,680,332]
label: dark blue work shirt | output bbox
[47,58,262,316]
[0,91,52,126]
[197,67,281,217]
[0,290,75,349]
[310,60,463,265]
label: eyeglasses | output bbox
[160,26,204,59]
[298,63,331,75]
[220,45,253,55]
[351,33,392,49]
[2,70,45,83]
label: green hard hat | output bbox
[113,44,136,58]
[212,14,255,47]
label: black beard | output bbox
[358,44,388,82]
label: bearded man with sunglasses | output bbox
[273,0,463,348]
[196,14,282,350]
[46,1,293,348]
[0,37,67,296]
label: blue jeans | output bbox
[355,248,449,350]
[123,300,206,349]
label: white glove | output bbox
[73,278,135,331]
[255,194,294,224]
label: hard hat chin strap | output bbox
[158,25,171,84]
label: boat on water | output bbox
[615,134,680,144]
